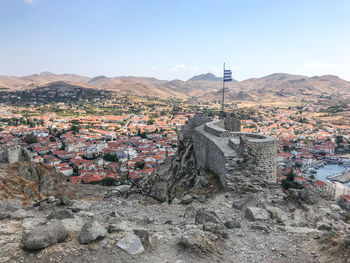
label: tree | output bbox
[103,153,118,162]
[281,169,303,190]
[23,134,37,144]
[336,135,344,145]
[135,161,145,170]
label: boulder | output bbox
[224,220,241,229]
[78,221,107,244]
[133,229,151,247]
[23,221,67,250]
[264,206,289,225]
[61,217,85,232]
[203,222,228,239]
[179,229,218,251]
[60,195,73,206]
[245,207,269,221]
[48,209,74,220]
[117,233,145,255]
[195,209,220,225]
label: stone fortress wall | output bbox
[0,145,32,163]
[188,113,277,188]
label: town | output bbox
[2,98,350,209]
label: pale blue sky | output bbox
[1,0,350,81]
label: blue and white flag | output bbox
[223,69,232,82]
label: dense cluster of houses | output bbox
[241,106,350,209]
[0,105,193,184]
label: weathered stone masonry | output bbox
[0,145,32,163]
[190,115,277,188]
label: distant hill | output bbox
[188,73,222,81]
[0,81,112,105]
[1,72,350,105]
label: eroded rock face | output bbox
[78,220,107,244]
[23,221,67,250]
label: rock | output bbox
[264,206,289,225]
[110,210,120,218]
[250,225,270,233]
[231,194,259,211]
[107,221,134,233]
[317,223,332,231]
[48,209,74,220]
[203,222,228,238]
[114,185,131,192]
[198,177,209,187]
[245,207,269,221]
[179,229,218,252]
[344,234,350,250]
[0,211,10,220]
[181,194,193,205]
[288,188,300,199]
[117,233,145,255]
[133,229,151,247]
[327,212,344,221]
[47,196,56,203]
[71,201,92,213]
[61,217,84,232]
[195,209,220,225]
[11,209,33,220]
[23,221,67,250]
[298,188,319,205]
[224,220,241,229]
[193,195,206,203]
[78,221,107,244]
[284,226,320,238]
[184,206,196,220]
[60,195,73,206]
[171,198,181,204]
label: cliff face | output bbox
[0,162,75,205]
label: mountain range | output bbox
[1,72,350,105]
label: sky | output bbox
[0,0,350,81]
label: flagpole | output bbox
[222,62,225,115]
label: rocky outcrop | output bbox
[0,162,75,205]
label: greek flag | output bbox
[223,69,232,82]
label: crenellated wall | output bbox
[191,116,277,188]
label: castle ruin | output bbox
[180,113,277,188]
[0,145,32,163]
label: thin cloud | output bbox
[172,64,199,72]
[24,0,33,4]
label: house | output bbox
[339,195,350,210]
[325,181,349,201]
[58,166,73,176]
[33,155,44,163]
